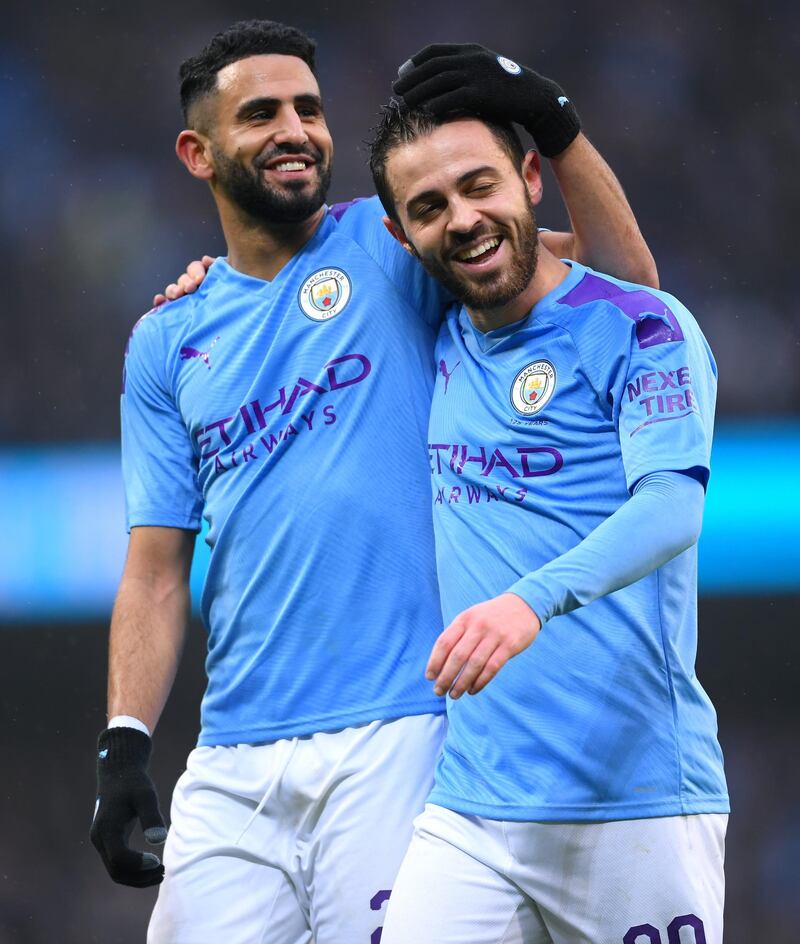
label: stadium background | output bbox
[1,1,798,941]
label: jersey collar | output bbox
[458,260,587,353]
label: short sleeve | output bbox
[610,297,718,492]
[334,196,452,328]
[121,313,203,532]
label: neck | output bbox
[466,247,571,334]
[216,197,327,282]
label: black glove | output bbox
[394,43,580,158]
[90,727,168,888]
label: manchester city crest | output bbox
[298,268,352,322]
[510,360,557,416]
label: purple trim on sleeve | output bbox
[329,198,367,221]
[124,308,159,356]
[122,308,161,393]
[559,273,684,348]
[629,409,700,437]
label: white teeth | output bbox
[274,161,307,172]
[457,237,500,261]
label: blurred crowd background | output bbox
[1,1,798,942]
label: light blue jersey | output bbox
[428,261,729,821]
[122,196,450,746]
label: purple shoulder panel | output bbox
[559,273,684,348]
[121,307,162,392]
[124,306,161,357]
[329,197,367,221]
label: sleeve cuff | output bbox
[506,576,560,626]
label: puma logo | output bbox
[439,358,461,394]
[180,336,220,369]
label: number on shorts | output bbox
[624,925,662,944]
[370,889,391,944]
[624,914,706,944]
[667,914,707,943]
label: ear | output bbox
[382,216,418,258]
[521,149,543,206]
[176,130,215,181]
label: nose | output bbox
[273,106,309,147]
[446,196,481,236]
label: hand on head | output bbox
[393,43,581,158]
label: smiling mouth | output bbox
[260,155,318,176]
[273,160,312,172]
[452,236,503,265]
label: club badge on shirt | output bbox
[510,360,557,416]
[298,268,352,322]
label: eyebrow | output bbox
[406,165,499,212]
[235,93,323,121]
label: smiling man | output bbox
[370,103,728,944]
[89,21,661,944]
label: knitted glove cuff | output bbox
[97,726,152,770]
[527,95,581,158]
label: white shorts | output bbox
[381,804,727,944]
[147,713,446,944]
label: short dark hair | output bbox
[368,101,526,223]
[179,19,317,126]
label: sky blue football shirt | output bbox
[427,261,729,821]
[121,196,450,745]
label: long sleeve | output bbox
[508,470,704,624]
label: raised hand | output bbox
[394,43,580,157]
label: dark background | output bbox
[3,598,800,942]
[2,0,799,438]
[1,1,798,941]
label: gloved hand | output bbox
[394,43,581,158]
[90,727,168,887]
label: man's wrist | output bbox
[546,131,585,163]
[506,575,556,626]
[527,94,581,158]
[108,715,151,737]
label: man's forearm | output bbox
[549,133,658,288]
[509,470,703,623]
[107,572,190,733]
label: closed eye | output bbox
[410,201,444,221]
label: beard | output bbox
[416,197,539,311]
[212,143,332,225]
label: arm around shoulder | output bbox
[391,47,657,288]
[547,133,659,289]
